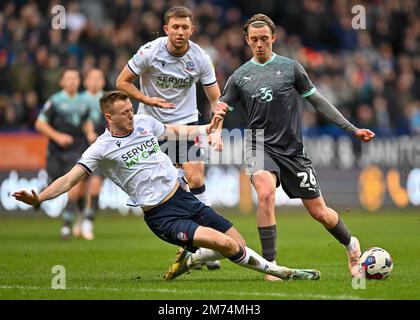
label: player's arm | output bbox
[306,91,375,142]
[294,61,374,142]
[203,83,221,118]
[115,65,175,109]
[204,83,223,129]
[203,83,224,151]
[161,109,226,141]
[83,120,97,144]
[212,75,237,124]
[13,165,88,207]
[35,118,74,148]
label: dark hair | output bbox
[60,67,80,79]
[99,90,129,114]
[164,6,193,25]
[242,14,276,36]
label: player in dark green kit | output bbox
[216,14,375,280]
[35,68,96,240]
[73,68,107,240]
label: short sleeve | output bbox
[219,76,239,108]
[200,53,217,87]
[294,61,316,98]
[37,99,54,123]
[145,116,166,137]
[77,143,102,174]
[127,43,152,76]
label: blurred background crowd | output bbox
[0,0,419,136]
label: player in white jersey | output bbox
[13,90,321,282]
[116,6,223,269]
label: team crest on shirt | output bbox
[185,61,195,72]
[137,127,149,136]
[177,232,188,242]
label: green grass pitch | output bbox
[0,208,419,300]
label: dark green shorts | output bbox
[246,150,321,199]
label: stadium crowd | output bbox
[0,0,419,135]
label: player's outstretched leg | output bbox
[164,226,320,281]
[346,236,362,276]
[164,247,320,281]
[303,196,361,277]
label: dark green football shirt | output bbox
[220,53,316,156]
[37,90,90,153]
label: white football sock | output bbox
[346,236,357,252]
[193,189,211,206]
[191,248,224,264]
[231,246,293,280]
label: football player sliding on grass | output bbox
[13,90,320,281]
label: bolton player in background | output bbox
[35,67,96,240]
[215,14,375,280]
[116,6,223,269]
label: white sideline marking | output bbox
[0,285,372,300]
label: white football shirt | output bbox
[127,36,217,124]
[77,114,178,207]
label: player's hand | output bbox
[12,189,41,207]
[147,97,176,109]
[355,128,375,142]
[210,109,226,130]
[87,132,98,144]
[55,133,74,148]
[214,101,229,114]
[208,130,224,152]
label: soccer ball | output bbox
[359,247,393,279]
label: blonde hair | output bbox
[99,91,129,114]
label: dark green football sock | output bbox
[258,225,277,262]
[326,217,352,246]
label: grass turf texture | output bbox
[0,208,419,300]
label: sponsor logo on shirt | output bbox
[251,86,274,103]
[121,137,160,168]
[156,75,194,89]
